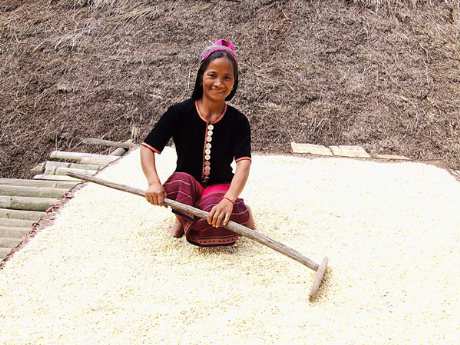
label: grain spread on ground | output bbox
[1,147,459,344]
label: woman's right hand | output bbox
[145,182,166,206]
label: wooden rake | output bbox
[67,172,328,301]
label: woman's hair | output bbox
[191,51,239,101]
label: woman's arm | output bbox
[140,145,166,206]
[208,159,251,227]
[224,159,251,202]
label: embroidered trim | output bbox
[194,101,227,125]
[194,101,230,184]
[235,156,252,163]
[201,124,211,184]
[164,180,192,187]
[141,142,161,154]
[170,190,194,200]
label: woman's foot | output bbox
[168,217,184,238]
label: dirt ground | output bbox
[1,0,459,178]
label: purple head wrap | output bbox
[200,39,238,62]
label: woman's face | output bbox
[202,57,235,102]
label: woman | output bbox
[140,39,255,247]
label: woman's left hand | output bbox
[207,198,234,228]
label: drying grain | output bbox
[0,147,459,344]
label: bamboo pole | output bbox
[77,156,119,165]
[79,155,120,166]
[110,140,133,156]
[33,174,82,182]
[67,172,328,301]
[45,161,102,171]
[0,226,31,238]
[81,138,137,149]
[44,166,98,177]
[49,151,119,164]
[0,196,58,211]
[0,237,20,249]
[0,218,35,228]
[0,178,78,189]
[0,185,68,198]
[110,148,127,156]
[0,208,45,220]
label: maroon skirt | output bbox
[163,172,250,247]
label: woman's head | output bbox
[192,40,239,102]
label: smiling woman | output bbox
[199,58,235,104]
[140,39,255,247]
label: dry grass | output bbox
[1,0,459,179]
[352,0,459,9]
[75,0,460,12]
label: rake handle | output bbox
[67,172,320,272]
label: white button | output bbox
[208,124,214,130]
[205,155,211,160]
[206,136,212,143]
[207,130,213,136]
[205,149,211,154]
[205,143,212,149]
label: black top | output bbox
[143,98,251,185]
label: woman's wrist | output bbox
[148,179,161,186]
[223,196,236,204]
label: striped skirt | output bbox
[163,172,250,247]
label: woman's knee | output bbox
[164,172,203,205]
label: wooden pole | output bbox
[0,185,68,198]
[67,172,320,271]
[67,172,330,300]
[81,138,137,149]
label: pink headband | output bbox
[200,39,238,62]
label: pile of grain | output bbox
[1,147,459,344]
